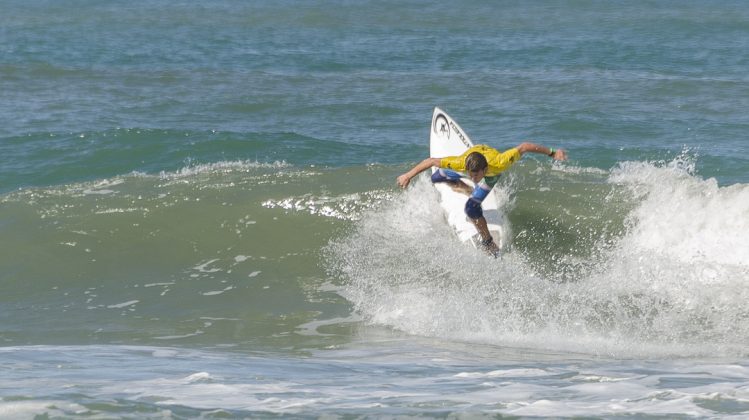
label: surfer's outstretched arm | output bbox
[396,157,441,188]
[516,142,568,161]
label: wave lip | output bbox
[610,155,749,267]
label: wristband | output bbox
[548,148,555,157]
[481,237,494,246]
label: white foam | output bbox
[154,330,204,340]
[455,368,549,378]
[193,259,222,273]
[296,316,361,336]
[202,286,234,296]
[504,395,713,417]
[159,160,290,179]
[0,401,88,418]
[144,282,175,288]
[107,300,139,309]
[262,189,395,221]
[81,178,125,195]
[610,156,749,267]
[1,345,747,417]
[152,349,180,358]
[94,207,147,214]
[546,164,608,175]
[184,372,214,383]
[83,188,115,195]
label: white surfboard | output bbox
[429,107,509,251]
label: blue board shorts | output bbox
[431,168,499,219]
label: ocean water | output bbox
[2,0,749,418]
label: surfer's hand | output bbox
[552,149,568,161]
[396,174,411,188]
[397,158,440,189]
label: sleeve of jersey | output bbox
[495,148,521,171]
[438,152,469,172]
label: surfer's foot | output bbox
[445,180,472,195]
[482,241,500,258]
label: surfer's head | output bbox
[465,152,488,182]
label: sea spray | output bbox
[610,154,749,266]
[328,158,749,357]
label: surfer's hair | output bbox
[465,152,488,172]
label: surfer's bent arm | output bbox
[396,157,441,188]
[516,142,568,161]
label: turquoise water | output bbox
[2,1,749,417]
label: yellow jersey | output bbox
[439,145,520,177]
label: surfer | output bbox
[396,143,567,256]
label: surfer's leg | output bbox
[467,175,499,204]
[465,176,501,257]
[465,176,501,230]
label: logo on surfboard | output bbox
[434,110,471,148]
[433,114,450,140]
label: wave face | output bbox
[329,156,749,358]
[0,162,393,349]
